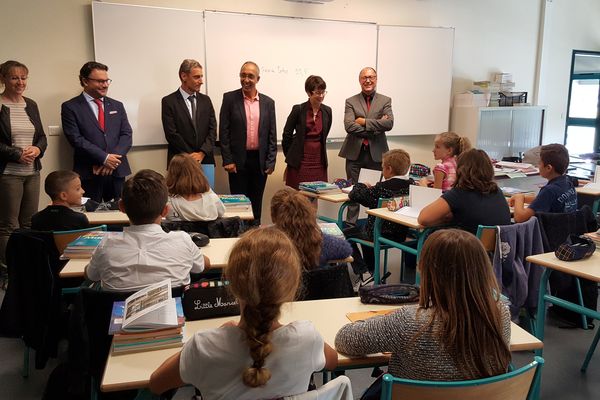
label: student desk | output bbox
[527,251,600,371]
[100,297,542,392]
[83,210,255,225]
[365,208,430,285]
[300,191,351,229]
[59,238,240,278]
[576,185,600,215]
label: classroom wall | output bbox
[0,0,598,223]
[537,0,600,143]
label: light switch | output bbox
[48,126,62,136]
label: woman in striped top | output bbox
[0,60,47,268]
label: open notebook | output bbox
[342,168,382,193]
[395,185,442,218]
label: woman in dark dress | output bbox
[282,75,332,189]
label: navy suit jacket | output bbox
[61,93,132,179]
[161,89,216,166]
[218,89,277,173]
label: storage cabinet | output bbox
[450,106,546,160]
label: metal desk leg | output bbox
[535,268,551,356]
[372,216,383,285]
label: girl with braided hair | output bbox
[149,226,338,399]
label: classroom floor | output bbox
[1,288,599,400]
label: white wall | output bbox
[1,0,598,222]
[537,0,600,144]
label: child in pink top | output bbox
[420,132,471,191]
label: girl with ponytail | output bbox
[149,226,338,399]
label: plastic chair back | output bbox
[381,356,544,400]
[476,225,498,253]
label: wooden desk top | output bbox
[366,207,422,229]
[84,210,255,224]
[101,297,540,392]
[526,251,600,282]
[59,238,240,278]
[576,185,600,196]
[300,190,350,203]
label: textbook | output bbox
[299,181,341,194]
[219,194,252,211]
[120,279,180,332]
[62,231,119,259]
[108,297,184,335]
[108,280,184,354]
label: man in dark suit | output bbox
[219,61,277,225]
[61,61,132,202]
[339,67,394,224]
[162,59,216,167]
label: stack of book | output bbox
[108,279,184,355]
[219,194,252,212]
[299,181,341,194]
[62,231,110,259]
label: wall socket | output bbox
[48,126,62,136]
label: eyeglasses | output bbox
[86,78,112,85]
[360,75,377,82]
[239,73,256,80]
[312,91,327,96]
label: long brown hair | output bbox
[417,229,511,378]
[453,148,499,194]
[225,226,302,387]
[270,188,322,270]
[166,153,210,197]
[436,131,471,157]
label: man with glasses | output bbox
[61,61,132,202]
[219,61,277,226]
[339,67,394,224]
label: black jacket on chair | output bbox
[536,205,599,325]
[0,230,62,369]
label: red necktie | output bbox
[93,98,105,131]
[363,96,371,146]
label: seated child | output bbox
[149,226,337,399]
[346,149,414,274]
[85,169,210,292]
[510,143,577,222]
[165,153,225,221]
[419,131,471,191]
[31,170,89,231]
[271,188,352,269]
[336,229,511,381]
[419,149,511,234]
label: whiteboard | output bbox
[92,2,205,146]
[377,25,454,136]
[204,11,377,141]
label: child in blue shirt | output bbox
[510,143,577,222]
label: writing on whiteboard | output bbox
[261,65,310,76]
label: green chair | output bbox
[380,356,544,400]
[347,198,414,282]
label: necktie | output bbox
[188,94,197,129]
[363,95,371,146]
[93,98,105,131]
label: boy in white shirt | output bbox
[85,169,210,292]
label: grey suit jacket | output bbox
[338,92,393,162]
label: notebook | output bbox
[342,168,382,193]
[395,185,442,218]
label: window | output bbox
[564,50,600,156]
